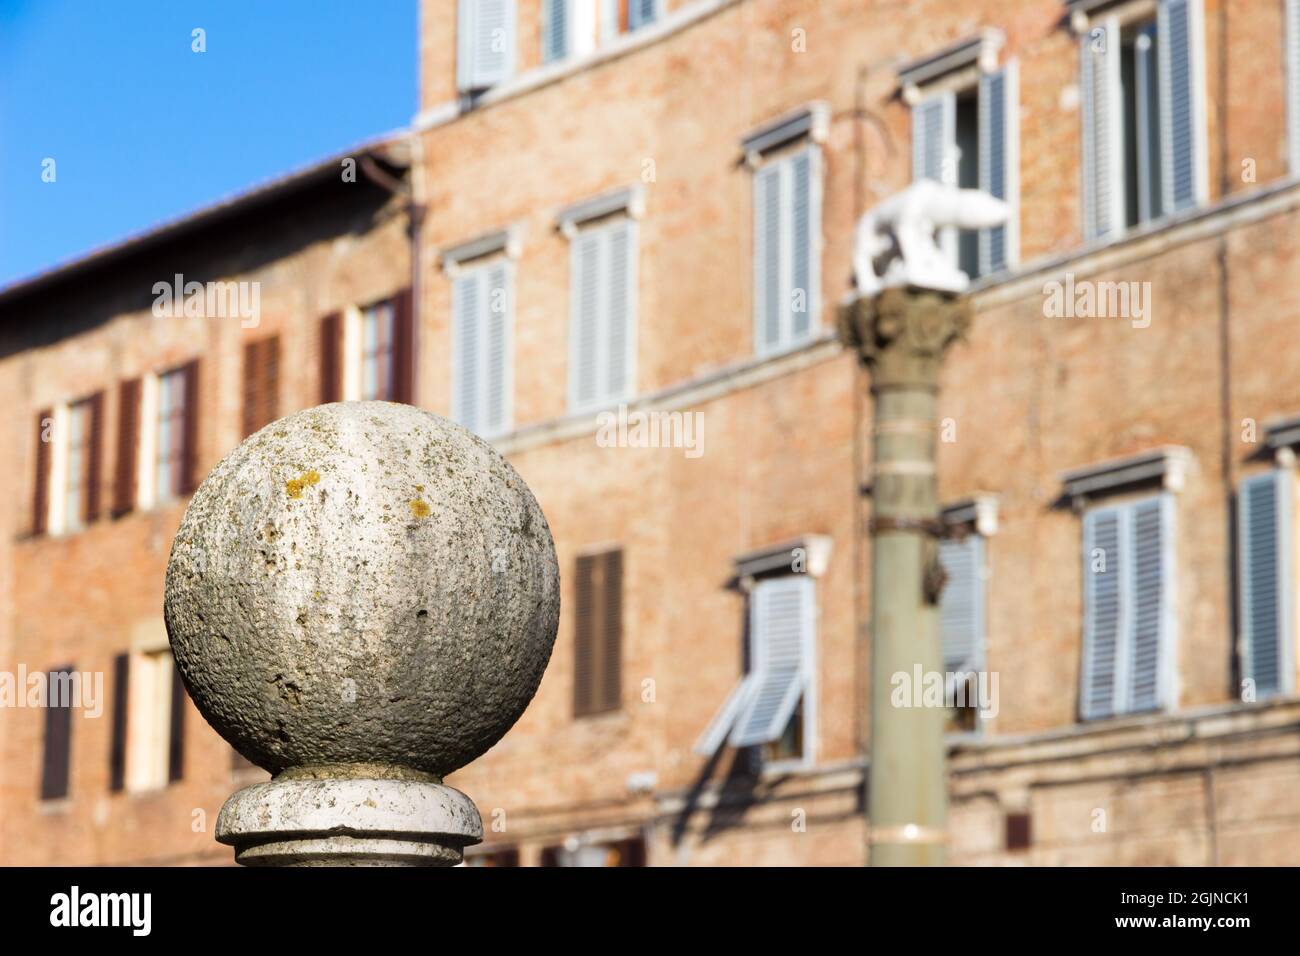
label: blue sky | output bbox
[0,0,418,288]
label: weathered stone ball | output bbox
[163,401,560,778]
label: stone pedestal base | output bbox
[216,777,483,867]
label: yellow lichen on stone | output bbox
[286,470,322,499]
[409,499,431,519]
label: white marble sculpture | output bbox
[852,179,1010,297]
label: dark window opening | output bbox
[945,672,980,734]
[1121,20,1163,228]
[955,90,981,278]
[761,699,805,765]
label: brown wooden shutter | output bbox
[112,379,141,517]
[40,664,74,800]
[1005,812,1032,851]
[242,340,260,437]
[32,409,51,536]
[320,312,342,404]
[391,289,415,405]
[243,336,281,437]
[574,555,596,716]
[573,549,623,717]
[168,658,186,782]
[601,549,623,711]
[261,335,280,425]
[84,391,105,523]
[179,360,200,495]
[108,653,129,792]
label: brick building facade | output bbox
[3,0,1300,865]
[0,140,413,864]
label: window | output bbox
[457,0,516,93]
[452,261,513,438]
[123,648,186,792]
[63,400,91,532]
[319,294,414,405]
[540,836,645,866]
[1238,470,1295,700]
[464,846,521,866]
[543,0,595,63]
[1005,811,1032,852]
[568,217,636,412]
[599,0,659,42]
[360,300,396,402]
[1119,20,1163,226]
[753,146,821,356]
[573,548,623,717]
[32,393,104,536]
[911,62,1019,278]
[242,336,280,437]
[1080,0,1206,240]
[625,0,659,32]
[154,366,191,505]
[109,654,129,791]
[695,575,818,768]
[1080,494,1176,720]
[938,530,987,732]
[40,664,74,801]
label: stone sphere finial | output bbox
[163,401,560,865]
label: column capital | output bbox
[837,287,971,390]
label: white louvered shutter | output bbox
[543,0,568,63]
[570,231,601,410]
[1288,0,1300,173]
[483,263,511,436]
[628,0,657,31]
[1239,471,1293,698]
[456,0,475,91]
[913,92,957,264]
[1081,506,1124,720]
[939,535,985,675]
[604,221,634,401]
[452,273,481,433]
[913,93,954,184]
[753,163,783,356]
[730,576,815,747]
[979,62,1018,275]
[459,0,515,91]
[789,149,818,344]
[694,674,757,755]
[1127,495,1170,713]
[1158,0,1204,215]
[1081,18,1123,240]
